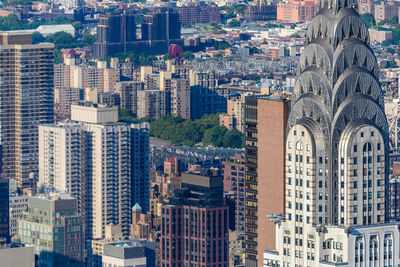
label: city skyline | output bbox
[1,0,400,266]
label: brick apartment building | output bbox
[160,169,229,266]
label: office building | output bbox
[18,193,83,266]
[244,96,289,266]
[9,194,28,238]
[222,153,246,238]
[161,169,229,266]
[102,240,155,267]
[39,103,132,240]
[0,177,8,240]
[0,31,54,189]
[264,0,400,266]
[171,78,191,119]
[0,240,35,267]
[130,123,150,213]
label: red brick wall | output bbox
[257,98,288,264]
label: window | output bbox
[377,143,381,150]
[296,142,303,151]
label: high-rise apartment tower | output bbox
[0,31,54,189]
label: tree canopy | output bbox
[360,13,375,28]
[228,19,241,28]
[0,14,72,31]
[123,113,245,148]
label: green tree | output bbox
[32,32,45,44]
[45,32,75,49]
[361,13,375,28]
[203,126,227,147]
[213,41,230,50]
[386,47,395,54]
[222,129,243,148]
[72,21,83,32]
[82,32,96,46]
[290,33,301,38]
[183,51,195,60]
[228,19,241,27]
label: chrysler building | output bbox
[264,0,400,266]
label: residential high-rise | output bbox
[264,0,400,265]
[190,86,227,120]
[94,9,181,58]
[130,123,150,213]
[176,5,221,26]
[160,169,229,266]
[277,0,318,22]
[116,81,144,116]
[142,10,181,42]
[171,78,190,119]
[55,87,82,120]
[39,103,132,240]
[0,177,9,241]
[0,31,54,189]
[244,96,289,266]
[93,11,136,58]
[137,90,166,119]
[222,153,246,239]
[221,96,246,133]
[18,193,84,266]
